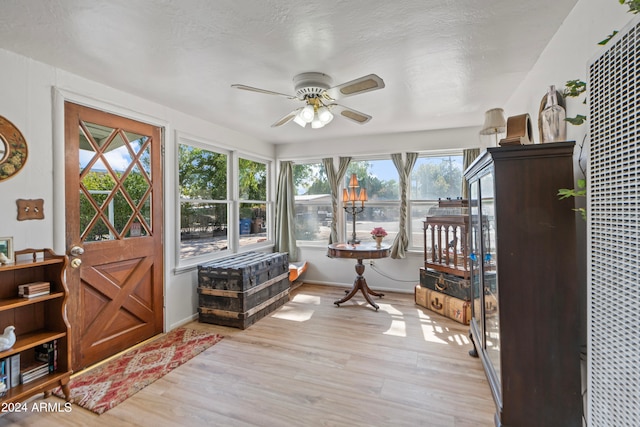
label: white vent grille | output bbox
[588,15,640,427]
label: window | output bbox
[409,154,463,249]
[238,157,269,247]
[292,162,332,243]
[178,143,230,260]
[345,159,399,244]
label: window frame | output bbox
[408,151,464,251]
[175,134,274,269]
[343,157,400,244]
[236,154,273,250]
[292,160,334,246]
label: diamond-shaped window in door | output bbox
[78,121,154,241]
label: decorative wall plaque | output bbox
[17,199,44,221]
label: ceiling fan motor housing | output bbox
[293,72,333,99]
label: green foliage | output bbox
[80,169,151,239]
[558,179,587,220]
[292,164,315,189]
[346,161,399,200]
[412,159,462,200]
[563,80,587,98]
[565,114,587,126]
[238,158,266,201]
[599,31,619,45]
[178,145,227,200]
[619,0,640,14]
[563,80,588,126]
[293,163,329,195]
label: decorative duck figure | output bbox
[0,326,16,351]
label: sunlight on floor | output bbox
[377,303,403,316]
[290,293,322,304]
[415,308,471,345]
[272,305,315,322]
[383,319,407,337]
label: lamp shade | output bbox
[480,108,507,135]
[348,173,359,188]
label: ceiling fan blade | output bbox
[271,108,303,127]
[231,84,297,100]
[330,104,373,124]
[326,74,385,99]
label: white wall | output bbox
[503,0,632,313]
[0,48,274,330]
[504,0,631,143]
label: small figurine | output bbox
[0,326,16,351]
[0,252,8,264]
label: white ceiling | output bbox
[0,0,578,145]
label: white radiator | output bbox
[587,14,640,427]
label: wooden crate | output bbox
[197,252,290,329]
[415,284,471,325]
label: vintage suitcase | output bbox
[415,284,471,325]
[197,252,290,329]
[420,267,471,301]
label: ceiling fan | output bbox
[231,72,385,129]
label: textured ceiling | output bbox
[0,0,578,144]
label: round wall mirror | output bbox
[0,135,7,162]
[0,116,28,181]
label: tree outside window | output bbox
[409,155,463,249]
[345,160,399,243]
[178,144,229,259]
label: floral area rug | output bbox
[54,327,223,414]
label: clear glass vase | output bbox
[540,85,567,143]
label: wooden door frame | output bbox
[52,89,168,334]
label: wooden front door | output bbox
[64,102,164,371]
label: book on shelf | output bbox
[9,354,20,388]
[18,281,51,297]
[19,290,51,299]
[35,340,57,373]
[20,361,50,384]
[0,359,7,393]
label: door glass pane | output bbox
[137,142,152,178]
[480,171,500,387]
[469,179,483,345]
[78,121,153,242]
[123,164,150,207]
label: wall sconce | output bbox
[343,173,367,244]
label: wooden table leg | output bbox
[334,258,384,310]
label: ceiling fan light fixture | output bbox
[300,104,315,123]
[318,106,333,124]
[311,112,325,129]
[293,113,307,127]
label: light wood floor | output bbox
[2,284,495,426]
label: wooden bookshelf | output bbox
[0,249,72,403]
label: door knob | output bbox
[69,246,84,256]
[70,258,82,269]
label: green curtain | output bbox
[274,161,298,261]
[461,148,481,200]
[323,157,351,244]
[390,152,418,259]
